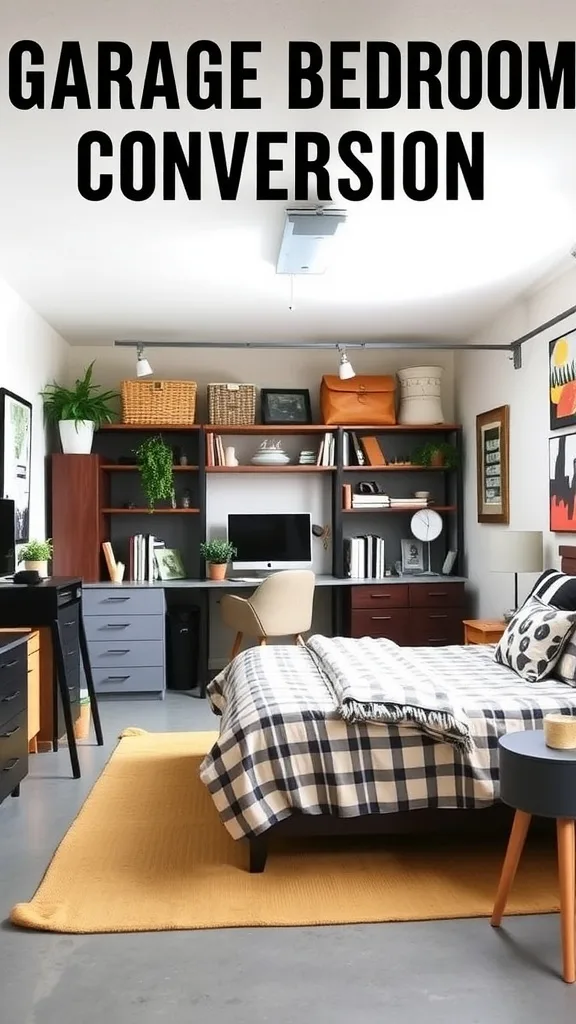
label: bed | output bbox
[199,547,576,872]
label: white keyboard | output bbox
[234,577,265,583]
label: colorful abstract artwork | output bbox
[550,433,576,532]
[550,336,576,430]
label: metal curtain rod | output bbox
[114,302,576,367]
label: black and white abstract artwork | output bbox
[0,389,32,543]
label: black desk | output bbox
[0,578,103,778]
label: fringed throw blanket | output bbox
[306,635,472,752]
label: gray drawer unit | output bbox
[83,588,165,616]
[88,640,164,668]
[83,587,166,699]
[84,615,164,643]
[92,668,164,694]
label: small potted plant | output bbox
[135,435,176,510]
[412,441,458,469]
[18,538,53,577]
[41,361,119,454]
[200,539,237,581]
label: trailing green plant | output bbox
[40,362,119,426]
[412,441,459,469]
[199,539,237,564]
[135,435,175,510]
[18,538,53,562]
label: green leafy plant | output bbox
[135,435,175,510]
[199,539,237,564]
[18,538,53,562]
[412,441,458,469]
[40,362,119,426]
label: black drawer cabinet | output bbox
[0,635,28,805]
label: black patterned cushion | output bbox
[530,570,576,611]
[556,633,576,687]
[494,596,576,682]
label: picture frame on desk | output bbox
[155,548,186,580]
[0,389,32,543]
[401,538,424,574]
[260,389,312,425]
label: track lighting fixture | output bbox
[338,346,355,380]
[136,344,153,378]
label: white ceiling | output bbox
[1,0,576,346]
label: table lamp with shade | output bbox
[489,530,544,620]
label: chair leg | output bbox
[490,809,532,927]
[258,637,267,646]
[557,819,576,984]
[230,632,243,659]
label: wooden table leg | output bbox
[557,819,576,984]
[51,619,81,780]
[491,809,532,926]
[78,611,104,746]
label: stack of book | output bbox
[351,491,391,510]
[298,449,316,465]
[389,497,430,508]
[206,434,227,466]
[316,432,336,466]
[344,535,386,578]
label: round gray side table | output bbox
[491,729,576,984]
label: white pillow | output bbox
[494,596,576,682]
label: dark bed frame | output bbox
[245,545,574,872]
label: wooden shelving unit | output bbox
[51,421,463,581]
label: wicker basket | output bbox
[207,383,256,425]
[121,379,197,425]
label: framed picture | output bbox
[154,548,186,580]
[550,336,576,430]
[401,538,424,574]
[476,405,509,524]
[550,433,576,532]
[0,389,32,543]
[261,389,312,425]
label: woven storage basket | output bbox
[207,383,256,425]
[121,379,197,425]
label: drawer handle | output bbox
[427,592,448,597]
[65,648,76,656]
[104,623,130,628]
[1,691,19,702]
[370,594,391,599]
[103,675,130,682]
[58,591,73,603]
[0,660,18,670]
[105,649,130,655]
[103,596,130,602]
[371,615,392,621]
[0,725,20,738]
[428,638,449,644]
[428,614,448,619]
[2,757,20,772]
[62,619,76,627]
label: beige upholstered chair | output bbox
[220,570,316,660]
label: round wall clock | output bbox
[411,509,443,574]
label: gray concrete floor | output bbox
[1,693,575,1023]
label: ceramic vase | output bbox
[397,367,445,424]
[224,446,239,467]
[24,559,48,577]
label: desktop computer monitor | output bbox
[0,498,16,579]
[227,512,312,571]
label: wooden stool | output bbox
[491,730,576,983]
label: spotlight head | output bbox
[338,347,356,380]
[136,344,153,378]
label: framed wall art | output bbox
[550,336,576,431]
[0,389,32,543]
[260,389,312,425]
[550,432,576,532]
[476,405,509,524]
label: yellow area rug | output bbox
[10,729,561,934]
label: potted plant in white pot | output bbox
[40,361,119,454]
[200,539,237,581]
[18,538,53,577]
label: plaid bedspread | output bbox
[199,637,576,840]
[306,635,472,751]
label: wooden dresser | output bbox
[346,580,466,646]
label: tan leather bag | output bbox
[320,375,397,425]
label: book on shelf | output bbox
[128,534,166,581]
[316,432,335,467]
[344,535,386,579]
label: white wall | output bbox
[456,265,576,617]
[0,277,68,543]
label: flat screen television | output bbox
[227,512,312,571]
[0,498,16,579]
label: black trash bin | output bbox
[166,605,200,691]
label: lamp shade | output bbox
[489,531,544,574]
